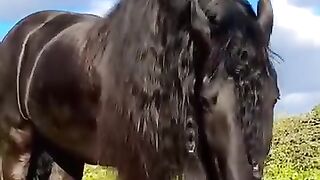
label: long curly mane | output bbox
[89,0,211,178]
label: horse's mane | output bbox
[90,0,201,175]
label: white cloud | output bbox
[86,0,117,17]
[276,92,320,114]
[280,92,320,105]
[269,0,320,115]
[272,0,320,46]
[288,0,320,8]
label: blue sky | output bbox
[1,0,320,116]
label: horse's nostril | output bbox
[200,96,210,111]
[211,95,218,105]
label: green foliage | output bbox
[264,166,320,180]
[264,105,320,180]
[311,105,320,120]
[83,165,117,180]
[82,105,320,180]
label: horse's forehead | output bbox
[203,77,237,115]
[216,79,237,113]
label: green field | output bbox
[82,105,320,180]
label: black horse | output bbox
[0,0,279,180]
[33,0,280,179]
[0,0,214,179]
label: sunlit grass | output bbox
[83,165,118,180]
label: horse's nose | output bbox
[252,163,262,180]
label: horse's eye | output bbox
[205,10,220,32]
[211,95,218,105]
[200,96,210,111]
[208,13,218,26]
[240,50,248,60]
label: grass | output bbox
[83,165,117,180]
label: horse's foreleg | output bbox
[26,140,53,180]
[49,160,83,180]
[42,140,84,180]
[26,131,83,180]
[2,122,34,180]
[48,163,73,180]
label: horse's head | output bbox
[198,0,279,179]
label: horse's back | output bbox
[0,10,100,95]
[0,11,60,99]
[1,10,100,65]
[0,10,102,162]
[1,11,69,70]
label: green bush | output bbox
[264,105,320,180]
[311,105,320,120]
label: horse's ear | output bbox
[257,0,274,44]
[159,0,189,15]
[159,0,211,36]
